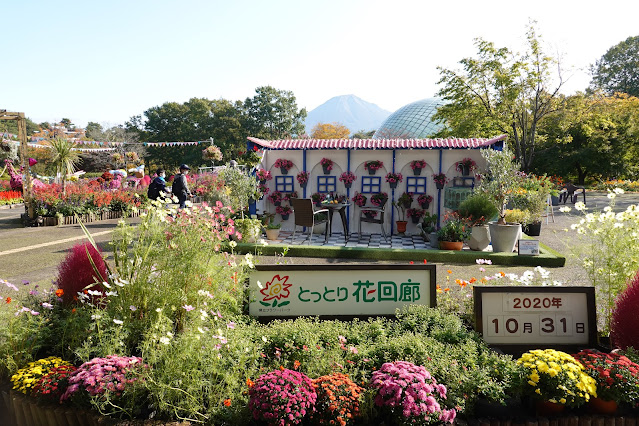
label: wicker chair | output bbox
[291,198,329,243]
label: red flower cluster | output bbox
[33,365,77,402]
[573,349,639,403]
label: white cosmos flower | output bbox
[159,337,170,345]
[614,187,625,194]
[87,290,103,296]
[229,240,237,249]
[113,319,123,325]
[91,314,102,320]
[559,206,571,213]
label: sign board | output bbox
[249,264,436,317]
[474,286,597,348]
[518,240,540,256]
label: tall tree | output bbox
[310,122,350,139]
[85,122,104,140]
[242,86,307,139]
[60,118,73,128]
[434,24,563,171]
[534,92,639,183]
[590,36,639,97]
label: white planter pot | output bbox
[488,221,521,253]
[468,225,491,251]
[265,228,280,240]
[313,223,327,234]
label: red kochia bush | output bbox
[611,269,639,350]
[55,242,107,304]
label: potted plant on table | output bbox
[476,144,525,253]
[410,159,427,176]
[264,222,282,241]
[320,158,334,174]
[455,157,477,176]
[385,172,403,189]
[417,193,433,210]
[274,158,294,175]
[437,212,471,250]
[296,171,310,188]
[517,349,597,416]
[406,207,426,224]
[364,160,384,175]
[458,193,498,251]
[432,172,449,190]
[339,171,356,189]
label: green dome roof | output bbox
[373,98,445,139]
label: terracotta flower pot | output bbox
[439,241,463,251]
[535,400,565,416]
[396,220,407,233]
[587,397,618,415]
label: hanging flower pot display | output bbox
[351,192,366,207]
[410,159,427,176]
[320,158,333,175]
[256,169,272,184]
[365,160,383,175]
[267,191,283,207]
[296,171,309,188]
[276,205,292,220]
[433,173,448,190]
[417,194,433,210]
[385,172,403,190]
[339,171,356,189]
[274,159,294,175]
[455,158,477,176]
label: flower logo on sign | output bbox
[259,275,292,307]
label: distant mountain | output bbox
[304,95,391,136]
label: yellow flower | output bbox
[559,398,566,404]
[529,372,540,383]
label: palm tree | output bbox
[49,138,81,193]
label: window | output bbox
[361,176,381,194]
[275,176,294,193]
[317,176,336,193]
[406,177,427,194]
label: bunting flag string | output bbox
[28,138,210,147]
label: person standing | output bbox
[147,168,167,201]
[172,164,192,209]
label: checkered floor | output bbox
[272,230,434,249]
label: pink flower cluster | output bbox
[257,169,273,181]
[61,355,148,401]
[249,368,317,426]
[370,361,456,424]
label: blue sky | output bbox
[3,0,639,128]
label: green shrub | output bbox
[458,193,498,225]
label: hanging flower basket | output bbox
[417,194,433,210]
[276,205,292,220]
[339,171,356,189]
[274,159,294,175]
[296,171,309,188]
[365,160,383,175]
[433,173,448,190]
[456,158,477,176]
[351,192,366,207]
[320,158,333,175]
[385,172,403,190]
[410,160,427,176]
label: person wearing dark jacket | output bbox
[147,168,167,201]
[172,164,192,209]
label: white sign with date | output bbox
[474,286,596,347]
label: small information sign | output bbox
[249,264,436,317]
[518,240,540,256]
[474,286,596,348]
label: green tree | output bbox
[351,129,375,139]
[590,35,639,97]
[434,24,563,172]
[534,93,639,183]
[242,86,307,139]
[49,138,81,193]
[60,118,73,128]
[85,122,104,140]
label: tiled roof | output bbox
[247,134,507,150]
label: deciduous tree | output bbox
[242,86,306,139]
[310,122,350,139]
[435,24,563,172]
[590,35,639,97]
